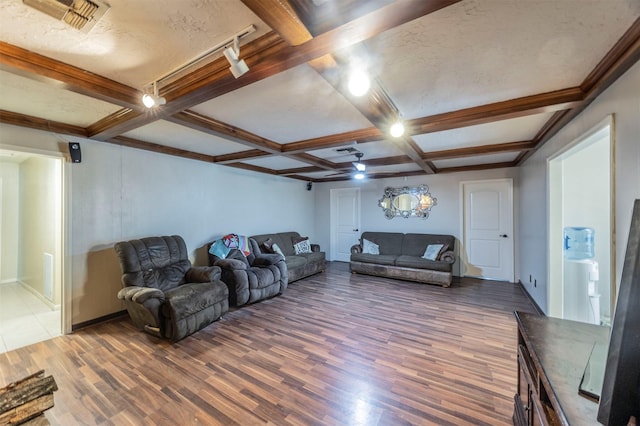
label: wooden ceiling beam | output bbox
[0,42,143,110]
[167,110,283,154]
[277,166,324,176]
[107,136,216,163]
[225,162,280,175]
[282,127,382,154]
[436,162,516,174]
[0,109,87,138]
[215,150,272,165]
[408,87,585,135]
[423,140,535,161]
[289,152,340,170]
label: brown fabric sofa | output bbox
[250,232,326,283]
[350,231,456,287]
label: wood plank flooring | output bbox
[0,262,537,425]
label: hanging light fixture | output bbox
[142,81,166,108]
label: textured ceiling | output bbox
[0,0,638,182]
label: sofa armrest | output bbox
[440,251,455,264]
[117,286,165,304]
[350,244,362,254]
[187,265,221,282]
[215,258,248,270]
[310,244,321,253]
[252,253,284,266]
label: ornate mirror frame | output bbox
[378,185,437,219]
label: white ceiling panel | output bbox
[434,152,519,169]
[0,0,269,88]
[370,0,639,119]
[122,120,251,156]
[242,156,311,170]
[190,63,373,143]
[414,113,554,153]
[0,70,122,127]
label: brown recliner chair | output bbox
[208,241,288,307]
[114,235,229,341]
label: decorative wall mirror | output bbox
[378,185,437,219]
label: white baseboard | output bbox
[0,278,18,285]
[17,280,60,311]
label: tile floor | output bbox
[0,282,61,353]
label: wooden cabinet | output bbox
[513,312,609,426]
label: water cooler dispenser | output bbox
[563,227,600,325]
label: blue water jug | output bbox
[563,227,595,260]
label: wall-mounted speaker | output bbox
[307,182,312,191]
[68,142,81,163]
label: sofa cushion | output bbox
[402,233,455,256]
[293,237,312,254]
[362,238,380,255]
[227,249,250,267]
[422,244,444,260]
[295,251,325,264]
[351,253,397,266]
[284,255,307,270]
[395,255,452,272]
[361,232,404,255]
[252,232,301,257]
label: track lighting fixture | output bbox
[142,81,166,108]
[140,25,256,107]
[390,119,405,138]
[223,36,250,79]
[348,69,370,97]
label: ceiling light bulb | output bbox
[355,162,366,172]
[390,120,405,138]
[142,93,166,108]
[354,172,365,180]
[348,70,370,97]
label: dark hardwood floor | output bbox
[1,262,537,425]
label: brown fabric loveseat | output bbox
[250,232,326,283]
[350,231,456,287]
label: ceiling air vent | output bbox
[23,0,110,32]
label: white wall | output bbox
[519,60,640,313]
[0,161,19,283]
[19,156,63,305]
[314,167,519,276]
[0,124,317,325]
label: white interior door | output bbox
[462,179,514,281]
[331,188,360,262]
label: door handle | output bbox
[500,234,508,238]
[353,229,359,232]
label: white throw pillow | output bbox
[293,238,312,254]
[423,244,444,261]
[272,243,285,258]
[362,238,380,255]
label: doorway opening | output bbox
[0,146,67,353]
[547,116,614,325]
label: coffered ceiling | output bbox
[1,0,638,181]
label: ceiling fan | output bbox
[352,152,367,179]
